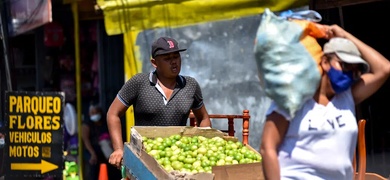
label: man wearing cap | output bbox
[261,25,390,180]
[106,37,211,168]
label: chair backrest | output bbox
[354,119,366,180]
[354,119,386,180]
[189,110,250,145]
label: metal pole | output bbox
[71,2,83,180]
[0,3,10,177]
[0,4,13,91]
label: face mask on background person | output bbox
[327,66,354,93]
[90,114,101,122]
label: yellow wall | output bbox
[123,30,142,142]
[97,0,308,36]
[97,0,309,141]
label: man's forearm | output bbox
[108,117,124,150]
[199,119,211,127]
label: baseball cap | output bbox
[151,37,187,58]
[323,37,370,73]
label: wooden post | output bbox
[228,118,234,136]
[242,110,250,145]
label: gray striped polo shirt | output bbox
[117,71,204,126]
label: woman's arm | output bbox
[329,25,390,104]
[260,112,289,180]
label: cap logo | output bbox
[167,40,175,49]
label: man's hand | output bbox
[109,149,124,169]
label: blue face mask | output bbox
[327,66,354,93]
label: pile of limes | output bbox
[142,135,262,174]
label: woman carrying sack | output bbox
[259,12,390,180]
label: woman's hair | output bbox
[324,53,337,62]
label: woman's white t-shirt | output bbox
[267,88,358,180]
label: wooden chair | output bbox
[189,110,250,145]
[354,119,387,180]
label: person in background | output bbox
[260,25,390,180]
[0,121,5,178]
[81,103,119,180]
[60,75,76,103]
[107,36,212,169]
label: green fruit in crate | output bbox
[225,156,233,162]
[164,164,174,171]
[170,155,179,162]
[209,160,216,167]
[255,154,262,161]
[172,134,182,140]
[143,134,262,174]
[191,136,199,143]
[235,141,243,148]
[184,157,195,164]
[209,156,217,162]
[226,150,235,156]
[233,153,243,161]
[171,161,184,170]
[230,143,239,150]
[155,137,164,143]
[162,159,171,166]
[183,163,193,170]
[246,158,254,163]
[165,150,173,158]
[197,147,207,155]
[159,150,167,158]
[216,159,225,166]
[244,151,254,159]
[201,160,210,168]
[164,138,173,146]
[239,158,247,164]
[170,145,179,150]
[178,155,186,162]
